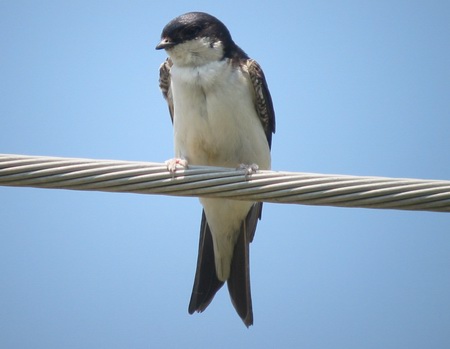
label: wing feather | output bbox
[158,58,174,123]
[245,59,276,148]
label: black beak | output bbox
[155,37,176,50]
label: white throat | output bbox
[166,37,224,67]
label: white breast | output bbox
[170,59,271,170]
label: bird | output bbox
[155,11,275,327]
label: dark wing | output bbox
[226,202,262,327]
[158,58,174,123]
[245,59,276,149]
[188,211,225,314]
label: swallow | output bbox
[156,12,275,326]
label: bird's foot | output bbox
[165,158,188,174]
[237,163,259,179]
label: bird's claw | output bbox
[165,158,188,174]
[238,163,259,178]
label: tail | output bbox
[188,203,262,327]
[188,211,225,314]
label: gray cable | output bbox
[1,153,449,212]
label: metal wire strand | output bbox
[1,153,450,212]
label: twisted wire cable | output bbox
[1,153,449,213]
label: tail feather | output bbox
[227,202,261,327]
[227,218,253,326]
[188,211,224,314]
[189,203,262,327]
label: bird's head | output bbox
[156,12,239,67]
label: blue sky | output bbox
[1,1,450,348]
